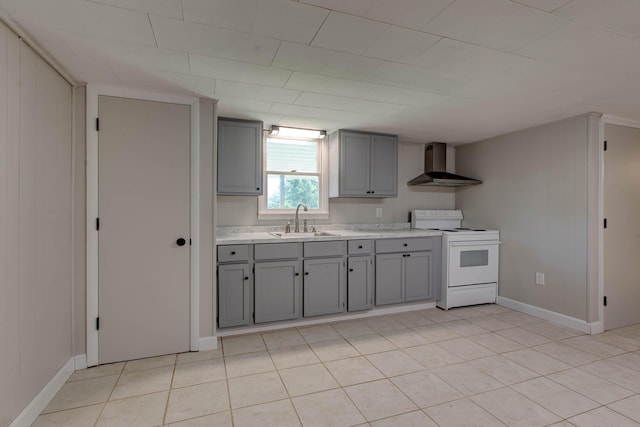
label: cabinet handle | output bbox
[407,253,411,257]
[366,191,371,194]
[358,245,363,249]
[256,187,260,191]
[371,191,375,194]
[244,276,249,280]
[231,251,236,255]
[304,272,309,275]
[403,243,408,247]
[349,268,354,272]
[295,272,299,276]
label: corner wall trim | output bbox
[73,354,87,370]
[497,296,596,334]
[198,336,219,351]
[9,357,75,427]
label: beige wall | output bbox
[217,141,456,226]
[456,113,600,321]
[73,86,86,355]
[0,22,74,427]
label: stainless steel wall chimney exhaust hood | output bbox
[407,142,481,187]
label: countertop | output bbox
[216,224,442,245]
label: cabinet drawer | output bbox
[217,245,250,263]
[375,237,434,254]
[348,240,373,255]
[255,242,300,260]
[304,240,345,258]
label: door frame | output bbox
[86,85,200,366]
[597,114,640,332]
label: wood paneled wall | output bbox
[0,22,73,426]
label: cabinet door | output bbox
[370,134,398,197]
[254,260,301,323]
[348,256,373,311]
[218,264,253,328]
[405,251,431,302]
[303,258,345,317]
[375,253,404,305]
[339,131,371,196]
[217,119,263,195]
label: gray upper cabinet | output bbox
[217,118,263,195]
[329,130,398,198]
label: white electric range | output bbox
[411,210,500,310]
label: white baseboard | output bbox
[589,321,604,335]
[198,336,219,351]
[74,354,87,370]
[216,301,437,337]
[497,296,596,334]
[9,357,75,427]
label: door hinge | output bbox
[604,218,608,229]
[96,217,100,230]
[604,140,607,151]
[604,296,608,306]
[96,317,100,330]
[96,117,99,132]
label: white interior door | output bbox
[98,96,190,364]
[603,123,640,330]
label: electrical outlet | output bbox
[376,208,382,218]
[535,272,545,285]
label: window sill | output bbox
[257,211,329,221]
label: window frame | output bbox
[258,132,329,220]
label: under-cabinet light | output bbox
[269,125,326,139]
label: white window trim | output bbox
[258,134,329,220]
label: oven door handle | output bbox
[451,241,502,247]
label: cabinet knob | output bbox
[304,272,309,275]
[371,191,375,194]
[358,245,363,249]
[349,268,354,272]
[295,272,300,276]
[256,187,260,191]
[407,253,411,257]
[403,243,408,247]
[244,276,249,280]
[231,251,236,255]
[366,191,371,194]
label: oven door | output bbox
[448,240,499,287]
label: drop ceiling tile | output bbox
[111,63,216,97]
[182,0,259,32]
[270,103,373,123]
[300,0,377,16]
[363,85,453,107]
[272,42,336,73]
[512,0,572,13]
[189,54,292,87]
[252,0,329,44]
[412,38,534,82]
[365,0,454,30]
[423,0,524,42]
[284,72,376,98]
[216,96,274,113]
[364,61,464,95]
[295,92,409,115]
[150,16,279,66]
[364,26,440,63]
[312,11,389,54]
[8,0,156,45]
[59,33,189,74]
[320,52,381,80]
[215,80,301,104]
[86,0,183,19]
[554,0,640,39]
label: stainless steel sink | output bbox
[269,231,340,238]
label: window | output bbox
[258,133,328,219]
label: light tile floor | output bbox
[33,305,640,426]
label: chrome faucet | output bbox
[294,203,308,232]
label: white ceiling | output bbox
[1,0,640,143]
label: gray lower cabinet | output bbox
[374,236,441,306]
[217,263,253,328]
[347,256,373,311]
[254,260,301,323]
[303,258,345,316]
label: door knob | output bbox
[176,238,186,246]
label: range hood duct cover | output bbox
[407,142,482,187]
